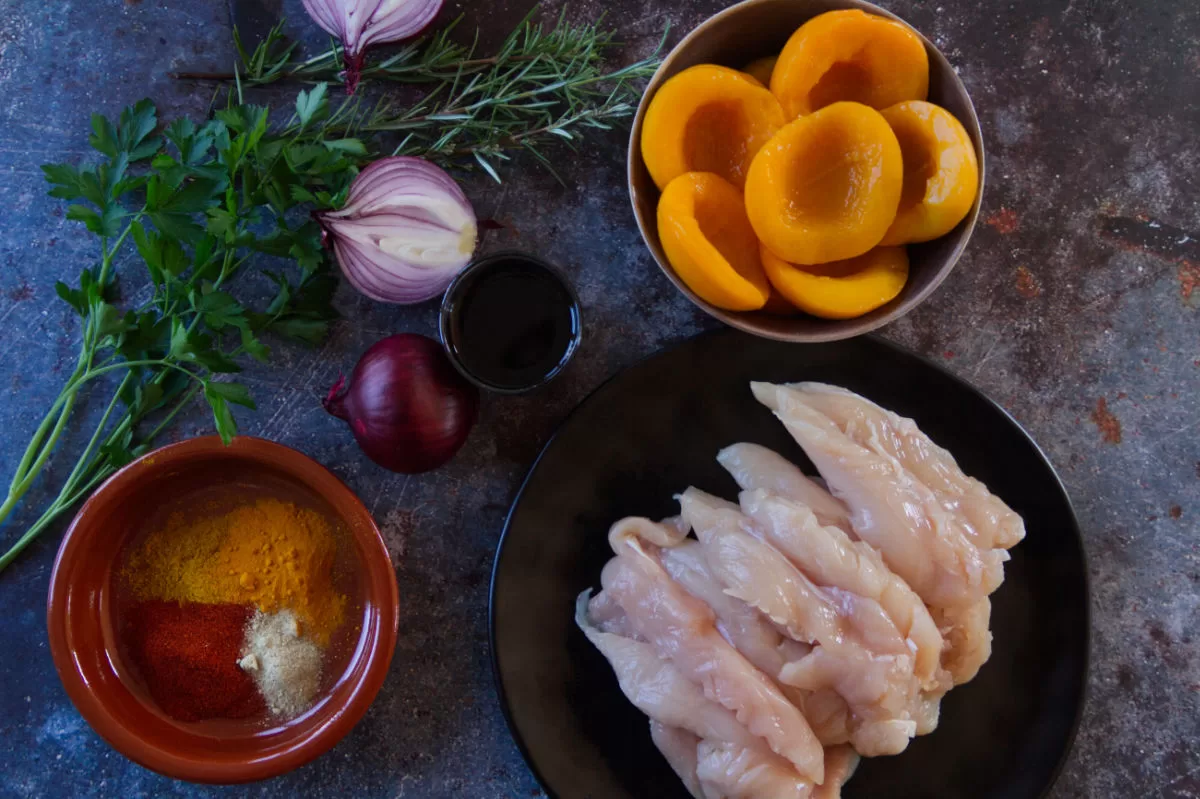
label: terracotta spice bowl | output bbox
[46,436,399,784]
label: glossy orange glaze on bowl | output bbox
[46,436,399,784]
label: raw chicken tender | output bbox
[717,443,852,531]
[601,529,825,782]
[610,515,689,550]
[577,592,819,795]
[661,542,801,686]
[739,488,946,689]
[751,382,1005,610]
[661,539,853,745]
[587,588,640,638]
[788,383,1025,550]
[696,741,813,799]
[777,647,918,755]
[680,488,909,658]
[577,592,747,743]
[931,599,994,684]
[578,381,1023,796]
[650,723,707,799]
[814,746,860,799]
[681,488,924,756]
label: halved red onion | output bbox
[301,0,444,92]
[317,157,478,305]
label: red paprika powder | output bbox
[124,601,263,722]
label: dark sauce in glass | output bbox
[441,254,581,392]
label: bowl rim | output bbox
[45,435,400,784]
[626,0,987,343]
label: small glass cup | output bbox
[439,251,583,394]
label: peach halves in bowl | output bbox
[628,0,985,342]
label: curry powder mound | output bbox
[123,498,347,646]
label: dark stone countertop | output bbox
[0,0,1197,797]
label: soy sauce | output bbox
[441,253,582,393]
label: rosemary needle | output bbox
[180,9,666,180]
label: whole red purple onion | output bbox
[323,334,478,473]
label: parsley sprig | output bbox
[0,7,662,571]
[0,87,360,570]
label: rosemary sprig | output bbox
[178,9,665,180]
[365,23,660,179]
[2,9,660,573]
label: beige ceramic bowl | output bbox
[628,0,985,342]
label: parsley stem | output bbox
[0,376,201,570]
[59,374,133,491]
[97,218,141,286]
[0,462,109,572]
[8,378,79,492]
[88,360,194,381]
[8,333,94,491]
[2,356,193,512]
[0,387,79,527]
[7,214,139,494]
[143,382,202,443]
[0,503,58,572]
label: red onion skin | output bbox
[301,0,445,94]
[343,51,368,95]
[323,334,479,474]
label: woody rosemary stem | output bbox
[1,10,659,574]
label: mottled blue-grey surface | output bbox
[0,0,1198,797]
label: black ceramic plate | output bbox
[490,329,1089,799]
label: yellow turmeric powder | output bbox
[123,498,347,646]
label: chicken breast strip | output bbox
[717,443,852,531]
[751,382,1005,609]
[661,539,853,745]
[579,592,752,741]
[680,488,923,756]
[587,587,642,638]
[577,592,816,794]
[814,746,860,799]
[614,519,822,695]
[680,488,910,658]
[694,741,860,799]
[601,530,826,782]
[610,515,690,549]
[739,488,946,690]
[649,722,710,799]
[777,646,918,755]
[931,598,994,684]
[660,540,802,681]
[696,741,814,799]
[788,382,1025,550]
